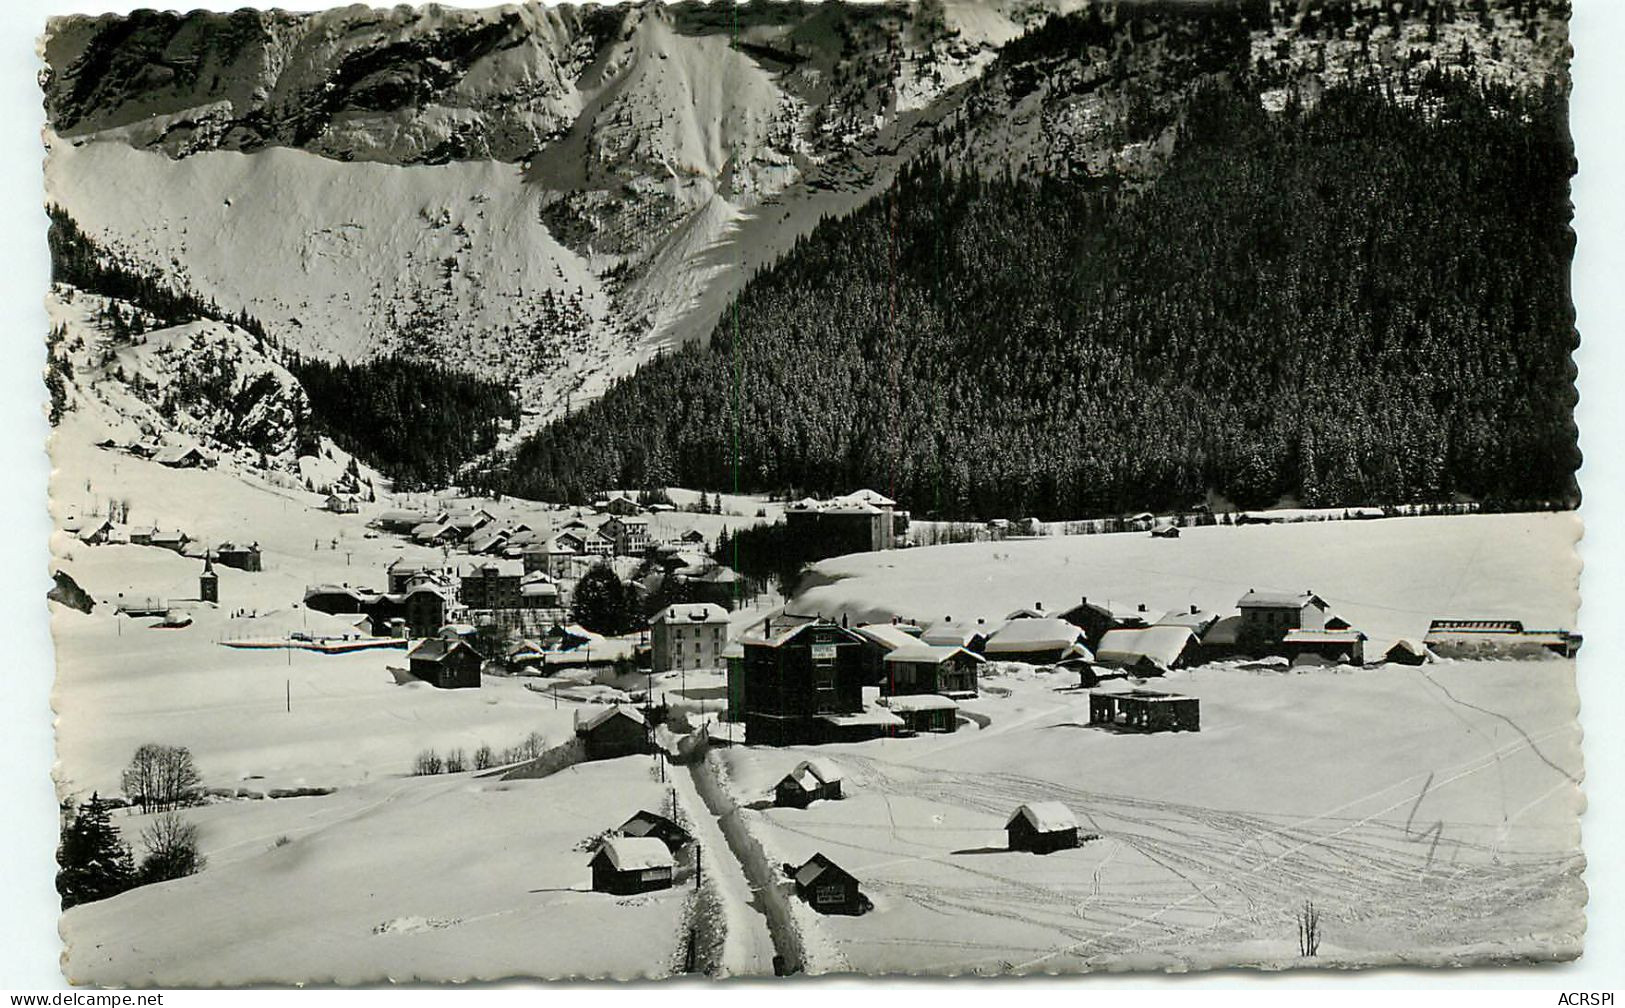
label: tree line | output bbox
[499,71,1577,519]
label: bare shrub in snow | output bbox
[1297,899,1322,957]
[412,749,444,776]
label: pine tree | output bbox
[57,793,135,909]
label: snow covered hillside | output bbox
[788,512,1581,644]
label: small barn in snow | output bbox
[1093,625,1201,675]
[589,836,675,895]
[575,706,652,761]
[791,853,867,915]
[775,758,843,808]
[880,693,960,734]
[1006,802,1080,854]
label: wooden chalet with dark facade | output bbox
[790,853,868,915]
[880,642,982,697]
[736,616,871,746]
[774,759,843,809]
[575,706,652,760]
[406,637,483,689]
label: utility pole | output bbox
[286,678,291,713]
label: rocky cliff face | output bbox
[41,0,1570,432]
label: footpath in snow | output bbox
[672,761,779,977]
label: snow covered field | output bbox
[711,658,1583,973]
[61,758,692,985]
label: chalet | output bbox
[1089,689,1200,732]
[149,529,190,553]
[1422,619,1582,659]
[460,559,525,610]
[519,572,561,609]
[1093,626,1201,675]
[676,564,742,610]
[505,640,547,673]
[464,529,508,556]
[853,621,927,681]
[774,758,843,808]
[128,525,158,546]
[1058,597,1152,649]
[1005,603,1050,620]
[1150,521,1181,539]
[575,706,652,760]
[1006,802,1080,854]
[737,616,870,746]
[324,492,362,514]
[1198,614,1244,659]
[880,693,960,733]
[919,617,991,653]
[981,617,1091,665]
[679,529,708,546]
[387,559,449,594]
[589,837,674,895]
[214,542,262,572]
[880,642,982,697]
[303,585,374,614]
[791,853,867,915]
[617,810,692,852]
[372,510,429,533]
[62,516,114,544]
[601,515,651,555]
[1236,589,1329,648]
[602,495,648,517]
[1381,638,1430,666]
[650,603,730,672]
[154,445,208,469]
[1155,606,1220,638]
[1282,628,1368,666]
[412,521,457,545]
[541,622,597,654]
[406,637,484,689]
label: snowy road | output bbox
[673,762,780,977]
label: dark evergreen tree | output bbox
[572,564,637,635]
[56,794,135,909]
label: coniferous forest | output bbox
[499,73,1577,519]
[286,354,518,491]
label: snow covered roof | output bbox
[1095,626,1198,669]
[1156,608,1219,631]
[854,622,927,652]
[792,758,842,785]
[839,488,896,507]
[651,603,730,626]
[460,558,525,578]
[982,618,1087,654]
[575,705,646,732]
[880,694,960,712]
[1006,802,1078,833]
[793,853,852,888]
[780,767,821,793]
[618,811,689,842]
[408,637,474,663]
[919,618,989,648]
[882,642,984,665]
[594,836,673,872]
[739,615,859,649]
[818,709,904,728]
[1237,589,1326,610]
[521,581,559,598]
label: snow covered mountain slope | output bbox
[41,1,1571,428]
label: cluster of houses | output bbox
[93,436,210,469]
